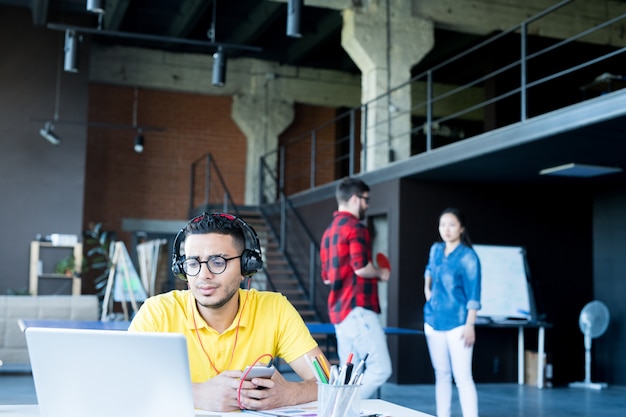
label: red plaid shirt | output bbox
[320,211,381,324]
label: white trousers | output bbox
[334,307,392,399]
[424,323,478,417]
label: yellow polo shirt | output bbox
[128,288,318,382]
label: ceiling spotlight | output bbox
[134,131,144,153]
[39,122,61,145]
[212,47,226,87]
[86,0,105,14]
[63,29,79,73]
[287,0,303,38]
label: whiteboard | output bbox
[473,244,533,320]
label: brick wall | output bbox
[83,84,247,246]
[280,103,338,195]
[83,85,338,259]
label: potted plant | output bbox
[83,222,115,299]
[54,255,76,277]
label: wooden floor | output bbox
[1,370,625,416]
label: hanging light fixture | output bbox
[40,122,61,145]
[208,1,226,87]
[63,29,79,72]
[134,130,144,153]
[86,0,105,14]
[287,0,303,38]
[212,47,226,87]
[40,46,64,145]
[131,87,145,153]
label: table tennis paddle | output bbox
[376,252,391,271]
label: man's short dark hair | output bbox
[336,177,370,203]
[184,213,246,253]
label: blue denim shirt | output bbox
[424,242,481,330]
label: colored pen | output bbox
[336,364,347,385]
[312,357,329,384]
[304,355,322,383]
[344,362,354,384]
[355,373,364,385]
[329,365,339,385]
[349,352,369,384]
[316,354,331,380]
[334,353,354,385]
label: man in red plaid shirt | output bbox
[320,177,391,399]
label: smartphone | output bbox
[243,365,275,380]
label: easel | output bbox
[137,239,167,296]
[100,241,147,321]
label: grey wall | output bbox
[393,180,595,385]
[295,178,626,386]
[0,7,89,294]
[593,190,626,384]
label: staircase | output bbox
[238,207,317,321]
[187,153,334,357]
[237,208,338,363]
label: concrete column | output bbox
[342,1,434,170]
[232,93,294,205]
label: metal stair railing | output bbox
[259,155,329,323]
[189,153,240,217]
[190,153,322,319]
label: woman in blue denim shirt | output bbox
[423,208,481,417]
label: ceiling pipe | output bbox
[47,23,262,53]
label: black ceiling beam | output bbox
[165,0,211,38]
[31,0,50,26]
[46,22,263,53]
[285,10,341,65]
[225,1,284,46]
[103,0,130,31]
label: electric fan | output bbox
[569,300,610,390]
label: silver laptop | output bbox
[25,327,206,417]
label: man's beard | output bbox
[198,284,239,309]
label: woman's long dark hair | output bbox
[440,207,473,247]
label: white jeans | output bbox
[334,307,392,399]
[424,323,478,417]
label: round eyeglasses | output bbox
[356,194,370,203]
[181,255,242,276]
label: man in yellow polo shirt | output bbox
[129,212,326,412]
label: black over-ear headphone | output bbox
[171,212,263,280]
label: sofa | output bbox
[0,295,99,368]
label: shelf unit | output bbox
[29,241,83,295]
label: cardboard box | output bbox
[525,350,546,386]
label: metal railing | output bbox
[189,153,240,216]
[190,154,325,318]
[257,0,626,320]
[261,0,626,198]
[258,156,329,320]
[191,1,626,321]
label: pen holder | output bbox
[317,382,361,417]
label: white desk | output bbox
[0,400,433,416]
[477,320,551,389]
